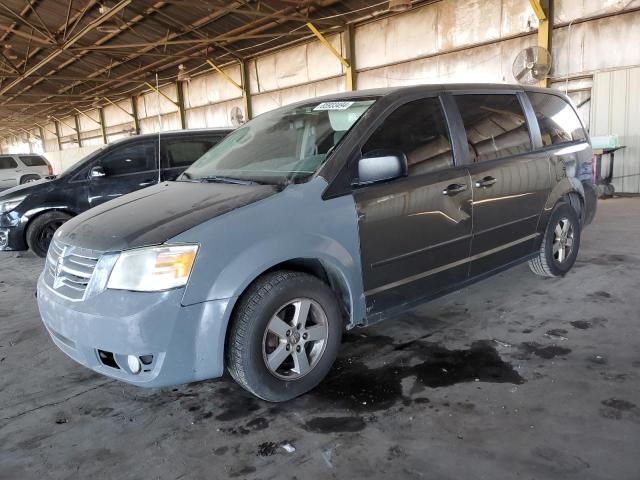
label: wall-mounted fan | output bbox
[512,46,552,85]
[230,106,245,127]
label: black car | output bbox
[0,128,231,256]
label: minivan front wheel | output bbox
[529,202,581,277]
[226,270,342,402]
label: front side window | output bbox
[527,92,586,146]
[362,97,453,176]
[100,142,156,176]
[0,156,18,169]
[165,139,215,168]
[454,94,531,162]
[182,99,376,185]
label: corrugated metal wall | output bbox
[591,67,640,194]
[2,0,640,176]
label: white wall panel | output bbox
[554,0,640,23]
[185,98,244,128]
[103,100,134,127]
[591,67,640,194]
[248,33,344,93]
[552,11,640,77]
[185,65,242,108]
[137,84,178,119]
[77,109,101,132]
[251,76,346,117]
[358,35,536,89]
[139,112,181,134]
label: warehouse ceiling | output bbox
[0,0,413,134]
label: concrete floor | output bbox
[1,198,640,480]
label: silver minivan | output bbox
[0,154,52,190]
[37,85,596,402]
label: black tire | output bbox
[226,270,343,402]
[26,211,72,258]
[20,175,40,184]
[529,202,581,277]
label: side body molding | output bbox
[171,177,366,327]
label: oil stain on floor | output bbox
[310,340,524,412]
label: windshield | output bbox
[181,98,377,185]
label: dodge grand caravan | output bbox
[0,128,230,257]
[37,85,597,402]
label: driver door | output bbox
[352,95,473,317]
[88,140,158,208]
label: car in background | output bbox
[36,85,596,402]
[0,154,53,190]
[0,128,231,256]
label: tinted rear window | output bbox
[0,156,18,169]
[19,155,47,167]
[166,139,216,168]
[454,94,532,162]
[527,92,586,146]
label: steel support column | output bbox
[176,81,187,129]
[530,0,553,87]
[98,108,108,144]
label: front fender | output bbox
[173,177,366,326]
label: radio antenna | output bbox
[155,72,162,184]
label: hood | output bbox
[58,181,280,252]
[0,177,56,200]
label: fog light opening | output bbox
[140,354,154,365]
[127,355,141,374]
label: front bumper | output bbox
[37,273,234,388]
[0,212,27,251]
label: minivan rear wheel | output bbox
[26,211,72,258]
[226,270,342,402]
[529,202,581,277]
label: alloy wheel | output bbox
[262,298,329,380]
[552,217,574,264]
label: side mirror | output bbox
[356,149,407,185]
[89,166,106,179]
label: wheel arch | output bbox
[23,207,76,242]
[537,178,586,243]
[18,173,41,184]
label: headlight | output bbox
[0,196,26,214]
[107,244,199,292]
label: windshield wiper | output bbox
[197,175,261,185]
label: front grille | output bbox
[45,240,101,301]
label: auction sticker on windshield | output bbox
[314,101,354,111]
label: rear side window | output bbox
[527,92,586,146]
[101,142,156,176]
[19,155,47,167]
[165,139,215,168]
[454,94,531,162]
[0,156,18,169]
[363,97,453,176]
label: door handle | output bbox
[442,183,468,195]
[474,176,497,188]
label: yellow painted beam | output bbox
[205,60,242,90]
[144,82,180,108]
[73,107,101,126]
[102,97,136,119]
[529,0,546,20]
[306,22,350,69]
[50,115,77,132]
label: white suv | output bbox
[0,154,53,190]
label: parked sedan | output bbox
[0,128,231,256]
[0,153,53,190]
[37,85,596,402]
